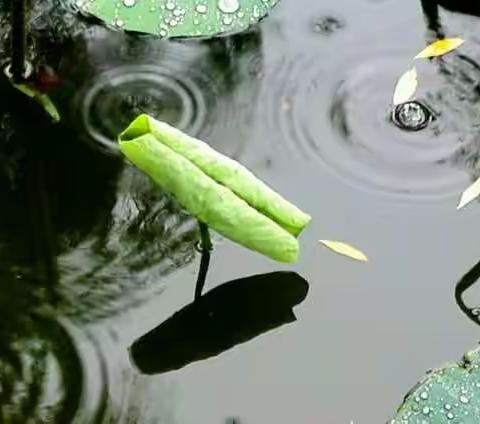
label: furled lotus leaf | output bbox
[75,0,280,38]
[118,114,311,262]
[391,347,480,423]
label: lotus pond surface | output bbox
[1,0,480,423]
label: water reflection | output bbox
[420,0,480,37]
[130,271,309,374]
[0,2,266,421]
[417,2,480,191]
[455,259,480,326]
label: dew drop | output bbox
[196,4,208,13]
[217,0,240,14]
[420,391,429,400]
[422,406,430,415]
[123,0,136,7]
[223,15,234,25]
[460,395,469,404]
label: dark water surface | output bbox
[1,0,480,423]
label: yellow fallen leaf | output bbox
[393,67,418,105]
[318,240,368,262]
[414,38,465,59]
[457,177,480,210]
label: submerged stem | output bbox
[11,0,27,82]
[194,222,212,302]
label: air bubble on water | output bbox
[420,391,429,400]
[392,101,431,131]
[459,395,469,404]
[422,406,430,415]
[123,0,136,7]
[217,0,240,14]
[445,404,452,410]
[166,0,175,10]
[446,412,454,420]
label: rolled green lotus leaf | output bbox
[121,115,311,236]
[118,117,310,262]
[391,347,480,423]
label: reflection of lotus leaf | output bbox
[75,0,279,38]
[119,115,311,263]
[391,347,480,423]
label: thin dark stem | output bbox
[194,222,212,302]
[11,0,27,82]
[26,148,60,304]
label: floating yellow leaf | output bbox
[318,240,368,262]
[393,67,418,105]
[414,38,465,59]
[457,177,480,210]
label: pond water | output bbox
[1,0,480,423]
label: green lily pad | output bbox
[75,0,280,38]
[391,347,480,423]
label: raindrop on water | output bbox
[392,101,431,131]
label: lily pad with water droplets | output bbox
[75,0,280,38]
[391,347,480,423]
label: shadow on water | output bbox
[130,271,309,375]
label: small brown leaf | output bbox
[318,240,368,262]
[414,38,465,59]
[393,67,418,105]
[457,177,480,210]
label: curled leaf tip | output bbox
[318,240,368,262]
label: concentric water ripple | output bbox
[66,30,261,157]
[0,316,87,424]
[78,62,211,152]
[258,51,480,199]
